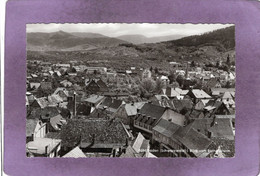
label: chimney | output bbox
[45,145,49,155]
[126,138,129,146]
[73,91,76,117]
[112,149,116,157]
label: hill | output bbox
[27,26,235,69]
[117,34,186,44]
[27,31,128,51]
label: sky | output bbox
[27,23,234,38]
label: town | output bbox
[26,54,235,158]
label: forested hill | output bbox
[165,26,235,50]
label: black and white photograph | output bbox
[26,23,235,158]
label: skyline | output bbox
[27,23,234,38]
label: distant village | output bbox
[26,55,235,158]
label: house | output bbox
[31,97,49,109]
[98,97,124,116]
[132,132,150,153]
[152,118,180,151]
[211,88,235,97]
[26,138,61,157]
[76,103,92,117]
[52,87,69,101]
[172,99,193,114]
[205,78,221,89]
[62,146,86,158]
[161,108,186,126]
[187,89,211,103]
[172,123,214,157]
[133,103,166,136]
[85,79,109,94]
[83,95,105,113]
[48,94,63,107]
[116,103,137,125]
[60,80,73,87]
[60,119,130,157]
[29,83,41,90]
[26,119,47,143]
[165,87,180,99]
[159,75,169,85]
[194,99,210,110]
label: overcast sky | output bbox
[27,23,234,38]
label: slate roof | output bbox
[60,119,128,148]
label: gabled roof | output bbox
[76,103,91,116]
[53,87,69,97]
[48,95,63,105]
[172,99,193,112]
[62,146,86,158]
[208,118,234,140]
[40,82,52,90]
[40,106,60,120]
[222,92,233,99]
[26,119,39,137]
[132,133,149,153]
[139,103,165,120]
[165,87,180,98]
[34,97,49,109]
[179,128,213,157]
[26,138,61,155]
[29,83,41,89]
[206,78,220,88]
[161,109,185,126]
[84,95,105,104]
[190,89,211,99]
[125,104,137,116]
[153,118,180,138]
[99,97,123,111]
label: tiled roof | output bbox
[84,95,105,104]
[40,82,52,90]
[60,119,128,148]
[153,119,180,138]
[139,103,165,120]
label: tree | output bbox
[154,79,164,93]
[226,54,230,66]
[223,64,230,72]
[140,78,155,93]
[168,69,176,84]
[216,61,220,68]
[176,75,185,88]
[154,67,159,74]
[190,61,196,67]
